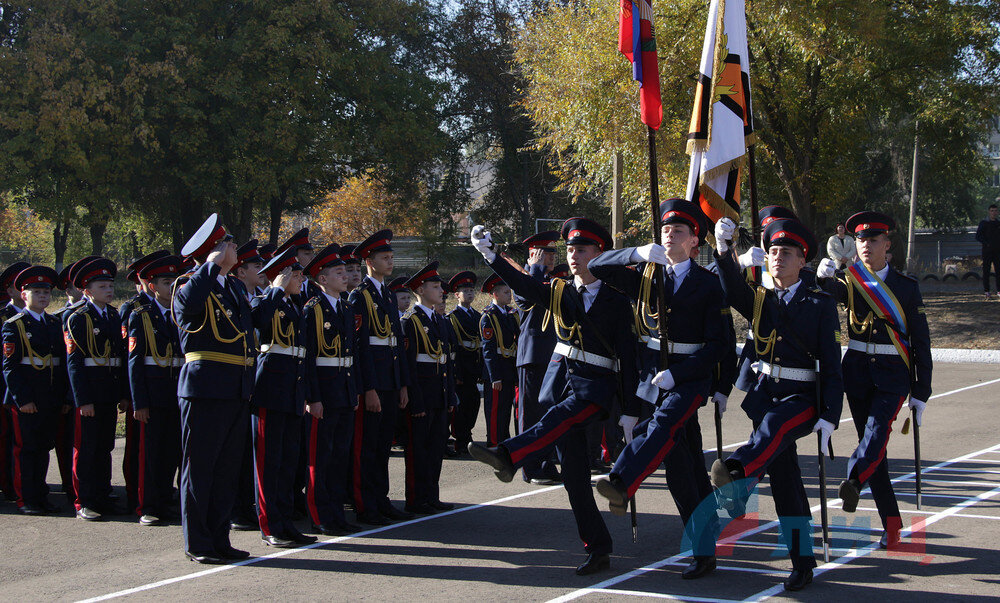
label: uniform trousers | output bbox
[128,406,181,517]
[484,380,514,447]
[405,405,448,507]
[517,364,560,482]
[9,404,57,507]
[252,407,301,538]
[72,403,118,511]
[451,378,480,452]
[305,409,354,527]
[846,386,907,532]
[351,389,400,515]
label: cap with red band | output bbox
[126,250,170,283]
[304,243,344,278]
[481,272,507,293]
[138,255,182,281]
[181,214,232,259]
[659,198,708,245]
[388,276,409,293]
[550,263,570,279]
[561,218,612,251]
[14,265,59,290]
[258,243,277,262]
[404,261,442,291]
[763,218,817,262]
[0,262,31,291]
[74,257,118,290]
[276,228,313,256]
[448,270,477,291]
[522,231,560,251]
[259,247,303,281]
[235,239,263,268]
[846,211,894,238]
[355,229,393,259]
[339,244,360,265]
[757,205,797,228]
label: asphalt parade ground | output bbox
[1,362,998,602]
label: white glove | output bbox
[619,414,638,444]
[908,398,926,426]
[817,257,837,279]
[711,392,728,414]
[813,418,836,456]
[470,225,496,263]
[737,247,766,269]
[715,218,737,253]
[651,369,675,392]
[633,243,668,266]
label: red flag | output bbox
[618,0,662,129]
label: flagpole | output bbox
[646,126,669,374]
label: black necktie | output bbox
[777,289,788,307]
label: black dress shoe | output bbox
[42,500,60,513]
[287,530,318,545]
[217,546,250,560]
[467,442,515,482]
[529,478,560,486]
[681,556,716,580]
[405,502,438,515]
[784,568,813,591]
[379,504,414,521]
[261,534,297,548]
[595,477,629,516]
[186,551,225,565]
[575,553,611,576]
[230,518,258,531]
[19,503,48,516]
[312,522,360,536]
[429,500,454,511]
[356,511,391,526]
[839,478,861,513]
[589,461,612,475]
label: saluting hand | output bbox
[273,267,294,293]
[634,243,668,266]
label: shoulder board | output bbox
[692,263,713,275]
[133,304,152,314]
[402,310,416,321]
[303,296,319,310]
[897,271,918,283]
[808,286,832,298]
[4,312,25,324]
[74,304,90,315]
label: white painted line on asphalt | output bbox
[590,588,743,602]
[856,506,1000,521]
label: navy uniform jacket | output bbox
[514,263,557,367]
[705,261,738,397]
[589,248,726,416]
[718,253,843,424]
[349,276,409,393]
[126,302,183,410]
[2,311,68,409]
[480,302,518,384]
[66,302,128,406]
[303,293,362,410]
[819,267,932,401]
[173,262,256,402]
[488,256,638,413]
[439,311,460,406]
[119,291,150,337]
[447,306,482,382]
[1,302,22,404]
[251,287,307,415]
[403,307,457,415]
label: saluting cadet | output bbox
[2,266,67,515]
[711,217,843,592]
[514,232,562,485]
[339,245,364,291]
[817,211,932,548]
[401,262,457,515]
[125,255,184,526]
[234,239,267,300]
[173,214,255,564]
[446,271,482,456]
[479,274,518,447]
[348,229,413,525]
[276,228,318,308]
[590,199,726,580]
[468,218,638,576]
[0,261,30,501]
[301,244,363,536]
[389,276,411,319]
[66,257,129,521]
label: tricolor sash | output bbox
[845,261,910,368]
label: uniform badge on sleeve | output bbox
[121,325,127,339]
[64,332,76,354]
[128,337,138,353]
[354,314,362,332]
[482,327,493,340]
[3,342,14,358]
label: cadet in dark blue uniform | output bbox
[469,219,638,576]
[66,257,129,521]
[276,228,319,308]
[590,199,726,580]
[348,230,413,525]
[711,217,843,592]
[300,244,363,536]
[173,214,256,564]
[479,274,518,447]
[0,261,30,501]
[234,239,267,301]
[446,272,482,455]
[2,266,66,514]
[514,232,562,484]
[817,211,932,548]
[51,260,86,503]
[339,244,364,291]
[125,255,184,525]
[389,276,410,319]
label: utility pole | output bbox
[906,123,919,273]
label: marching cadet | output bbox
[275,228,318,307]
[446,271,482,456]
[816,211,932,548]
[389,276,411,319]
[2,266,67,515]
[66,257,129,521]
[173,214,255,564]
[514,232,562,485]
[401,262,457,514]
[710,216,843,591]
[250,247,317,548]
[0,261,30,501]
[348,229,413,525]
[468,218,638,576]
[234,239,267,300]
[301,244,363,536]
[125,255,184,526]
[339,245,364,291]
[590,199,726,580]
[479,273,518,448]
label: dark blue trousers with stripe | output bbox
[517,364,560,482]
[305,409,354,527]
[846,387,906,532]
[9,405,57,508]
[252,407,300,538]
[132,405,181,517]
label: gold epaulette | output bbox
[4,312,25,324]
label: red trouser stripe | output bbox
[627,395,704,498]
[489,388,499,446]
[742,406,816,478]
[123,410,133,504]
[72,409,83,511]
[254,409,271,536]
[306,416,321,526]
[10,409,24,508]
[136,420,147,516]
[351,402,365,513]
[857,395,907,484]
[509,403,601,465]
[405,413,415,506]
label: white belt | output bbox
[83,358,122,368]
[553,342,618,371]
[499,349,516,359]
[647,337,705,355]
[449,352,456,361]
[144,356,184,367]
[638,334,651,344]
[460,339,481,350]
[369,335,397,347]
[19,357,61,366]
[260,344,306,359]
[847,340,898,355]
[416,353,447,365]
[316,356,353,368]
[755,360,816,382]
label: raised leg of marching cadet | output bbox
[9,405,58,511]
[306,409,358,534]
[373,389,411,520]
[721,398,817,485]
[662,415,720,571]
[350,402,386,524]
[517,364,560,483]
[252,407,303,545]
[483,383,514,448]
[451,379,480,454]
[135,406,182,521]
[766,444,817,579]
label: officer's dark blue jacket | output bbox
[447,305,482,382]
[718,253,843,424]
[819,267,932,401]
[403,306,457,415]
[119,291,151,335]
[349,276,409,393]
[172,262,256,402]
[251,286,307,415]
[514,263,557,367]
[480,302,518,384]
[126,301,183,410]
[488,256,638,413]
[2,311,68,409]
[66,302,128,406]
[1,302,22,404]
[303,293,362,410]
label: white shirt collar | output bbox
[572,276,602,294]
[155,299,171,318]
[25,308,44,322]
[367,275,385,293]
[775,279,802,300]
[876,264,890,280]
[415,304,434,320]
[217,274,227,288]
[322,291,340,310]
[88,300,107,318]
[666,258,692,281]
